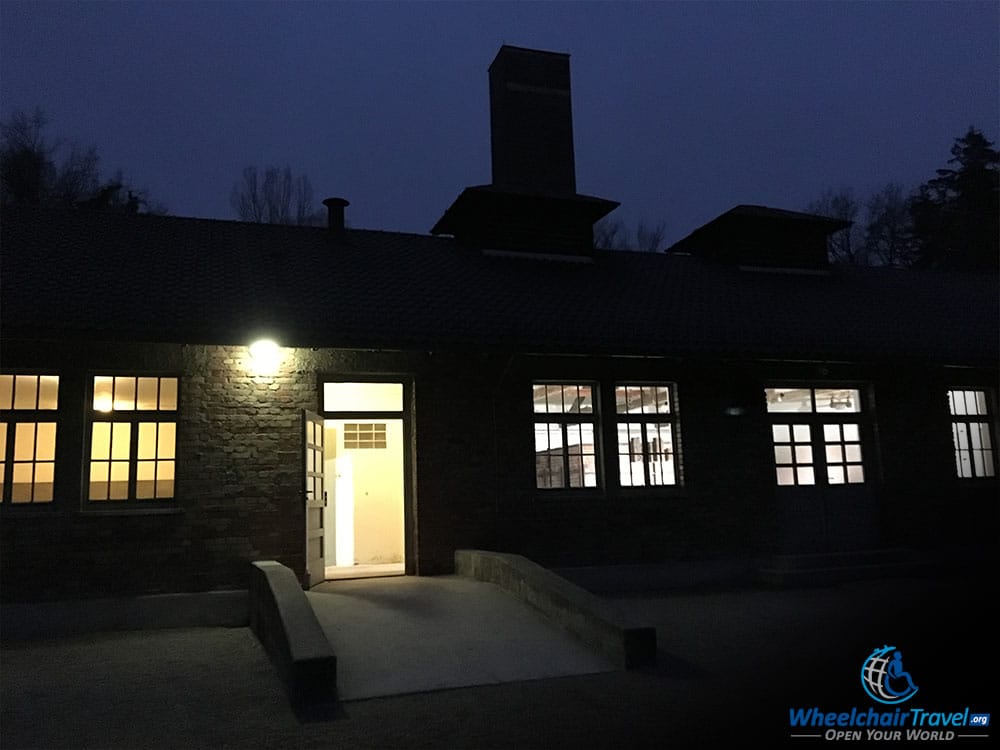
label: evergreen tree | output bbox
[909,127,999,272]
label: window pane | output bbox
[35,423,56,461]
[794,446,813,464]
[975,391,988,416]
[845,445,863,463]
[797,467,815,485]
[972,450,984,477]
[94,377,114,412]
[13,423,35,461]
[159,378,178,410]
[109,462,129,499]
[774,446,792,464]
[765,388,812,412]
[11,464,32,502]
[969,427,982,450]
[533,384,551,413]
[573,386,593,413]
[825,445,843,463]
[776,467,795,485]
[136,461,156,499]
[772,424,790,442]
[13,375,37,409]
[156,460,175,497]
[654,386,670,414]
[34,462,54,501]
[156,422,175,459]
[0,423,6,457]
[950,390,966,416]
[814,389,860,413]
[964,391,979,416]
[827,466,845,484]
[615,387,628,414]
[38,376,59,409]
[113,377,136,411]
[91,423,111,460]
[111,423,131,460]
[847,466,865,483]
[582,455,598,487]
[323,381,402,412]
[842,424,860,441]
[90,462,109,500]
[137,378,159,410]
[793,424,810,443]
[823,424,840,442]
[979,424,993,450]
[0,374,12,410]
[954,423,969,450]
[138,423,157,459]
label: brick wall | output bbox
[1,338,996,602]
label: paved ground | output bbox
[1,569,994,749]
[306,575,616,700]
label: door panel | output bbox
[304,410,326,587]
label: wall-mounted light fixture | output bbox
[248,338,282,376]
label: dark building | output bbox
[1,46,997,603]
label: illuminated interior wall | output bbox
[325,418,404,565]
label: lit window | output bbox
[343,423,387,449]
[765,387,865,486]
[89,376,178,501]
[533,384,598,488]
[0,374,59,504]
[615,384,677,486]
[948,390,996,479]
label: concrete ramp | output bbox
[306,575,616,701]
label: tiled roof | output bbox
[1,207,997,366]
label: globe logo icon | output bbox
[861,645,919,704]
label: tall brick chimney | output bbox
[489,46,576,196]
[431,45,618,256]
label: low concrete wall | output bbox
[248,561,337,706]
[455,549,656,669]
[0,590,248,640]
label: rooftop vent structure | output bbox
[431,45,618,256]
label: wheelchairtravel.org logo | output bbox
[787,644,990,742]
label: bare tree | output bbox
[230,164,323,225]
[594,216,667,251]
[864,182,917,267]
[806,187,865,265]
[1,107,165,213]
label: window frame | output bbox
[765,385,868,488]
[0,373,60,507]
[613,382,680,489]
[532,382,602,491]
[947,388,997,480]
[84,374,180,507]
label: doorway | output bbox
[323,418,405,579]
[312,380,408,583]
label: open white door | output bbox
[304,410,326,587]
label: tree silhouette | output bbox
[0,107,165,213]
[806,187,865,265]
[909,127,999,272]
[594,216,667,252]
[230,165,324,225]
[864,182,917,268]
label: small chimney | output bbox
[322,197,349,238]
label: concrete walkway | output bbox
[305,575,617,700]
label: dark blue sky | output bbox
[2,1,997,247]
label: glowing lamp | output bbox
[248,339,282,376]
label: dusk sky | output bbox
[2,1,997,247]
